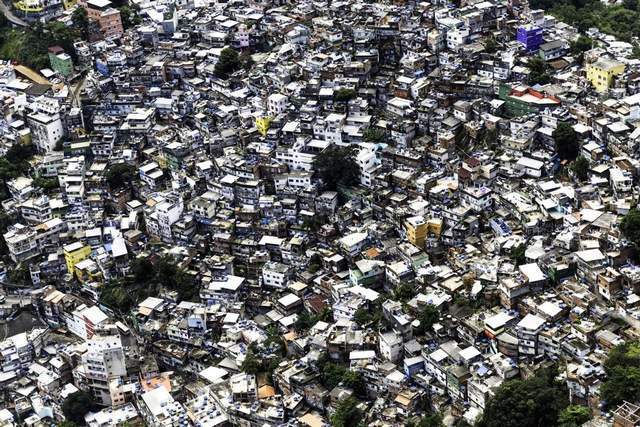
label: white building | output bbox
[61,156,86,206]
[516,314,545,356]
[379,331,403,362]
[74,334,127,406]
[66,305,110,341]
[139,162,164,188]
[0,329,48,374]
[26,112,63,152]
[267,93,288,116]
[139,386,188,425]
[145,193,184,242]
[261,262,293,289]
[3,223,40,263]
[356,147,381,188]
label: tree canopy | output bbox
[478,366,568,427]
[330,396,363,427]
[483,35,499,54]
[570,155,589,182]
[600,341,640,409]
[72,8,89,39]
[363,126,386,143]
[415,304,440,335]
[100,256,195,312]
[0,143,35,200]
[527,56,551,86]
[312,146,359,191]
[621,209,640,248]
[0,22,79,70]
[553,122,579,161]
[119,5,142,29]
[294,307,332,332]
[62,391,95,425]
[106,163,137,190]
[534,0,640,41]
[334,88,357,102]
[570,35,592,57]
[215,48,241,78]
[558,405,592,427]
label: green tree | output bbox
[100,280,135,312]
[478,367,568,427]
[527,56,551,85]
[241,350,261,375]
[393,282,415,302]
[34,175,59,192]
[330,396,362,427]
[132,257,155,283]
[72,7,89,38]
[106,163,136,190]
[548,266,559,286]
[558,405,591,427]
[334,88,356,102]
[600,342,640,409]
[321,362,346,389]
[312,146,359,190]
[601,366,640,409]
[553,122,579,161]
[62,391,94,425]
[621,209,640,247]
[353,307,373,326]
[119,5,141,29]
[308,253,323,273]
[570,35,592,55]
[363,126,386,143]
[408,412,444,427]
[214,48,241,78]
[9,263,31,287]
[415,304,440,335]
[239,50,255,70]
[294,310,316,332]
[510,244,526,265]
[0,144,35,200]
[0,210,15,256]
[570,155,589,181]
[342,370,366,397]
[483,35,499,54]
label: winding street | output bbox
[0,0,27,27]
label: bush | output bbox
[62,391,95,424]
[214,48,241,78]
[330,396,362,427]
[106,163,136,190]
[621,210,640,248]
[312,146,359,190]
[558,405,591,427]
[553,122,579,161]
[600,342,640,409]
[478,366,568,427]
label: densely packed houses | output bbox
[2,0,640,425]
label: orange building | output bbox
[79,0,123,39]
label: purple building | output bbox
[517,25,543,52]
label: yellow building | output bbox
[587,59,625,93]
[427,218,442,238]
[405,216,429,248]
[63,241,91,274]
[73,258,103,283]
[256,116,272,136]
